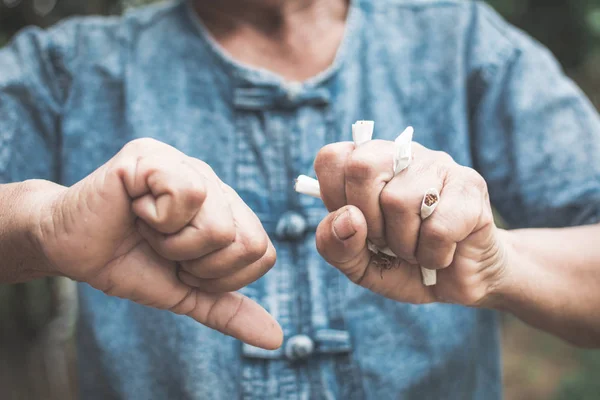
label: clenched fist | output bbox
[314,140,507,307]
[34,138,282,349]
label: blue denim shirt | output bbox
[2,0,600,399]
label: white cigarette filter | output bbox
[393,126,414,174]
[420,268,437,287]
[294,121,438,286]
[352,121,374,146]
[295,175,321,199]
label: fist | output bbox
[36,138,282,349]
[314,140,507,307]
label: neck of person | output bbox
[192,0,350,81]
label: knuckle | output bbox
[469,173,488,195]
[380,186,405,212]
[240,232,269,262]
[422,220,451,243]
[196,159,216,176]
[480,206,495,226]
[463,167,488,193]
[182,181,207,207]
[434,150,455,164]
[206,220,236,248]
[122,137,160,155]
[314,143,344,174]
[262,245,277,269]
[345,152,377,182]
[454,168,488,208]
[434,162,451,181]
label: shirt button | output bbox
[285,335,314,361]
[275,211,307,241]
[285,82,303,102]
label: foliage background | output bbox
[1,0,600,399]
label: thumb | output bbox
[316,206,371,284]
[185,291,284,350]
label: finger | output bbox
[316,206,435,304]
[344,140,395,247]
[178,228,268,279]
[380,147,446,263]
[90,241,283,350]
[178,242,276,292]
[136,219,235,262]
[179,186,270,278]
[187,291,283,350]
[136,174,236,261]
[129,156,207,234]
[316,206,371,283]
[314,142,355,211]
[416,166,487,269]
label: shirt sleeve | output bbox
[0,22,75,184]
[469,3,600,229]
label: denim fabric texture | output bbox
[2,0,600,399]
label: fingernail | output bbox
[333,209,357,241]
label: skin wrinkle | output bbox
[350,253,371,286]
[181,244,275,293]
[169,286,196,315]
[194,0,349,81]
[223,294,246,333]
[204,293,231,334]
[194,0,347,32]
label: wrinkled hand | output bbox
[314,140,507,306]
[35,138,282,349]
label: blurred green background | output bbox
[1,1,600,399]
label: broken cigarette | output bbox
[352,120,375,146]
[295,175,321,199]
[419,188,440,286]
[386,124,437,286]
[421,188,440,219]
[393,127,414,173]
[295,121,438,286]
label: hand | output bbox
[313,140,507,307]
[34,138,282,349]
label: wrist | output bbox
[23,179,67,278]
[482,228,530,312]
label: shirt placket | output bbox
[233,81,363,399]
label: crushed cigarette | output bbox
[295,175,321,199]
[418,188,440,285]
[352,121,374,146]
[420,268,437,287]
[390,125,437,286]
[393,127,414,173]
[421,188,440,220]
[370,251,399,279]
[295,121,439,286]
